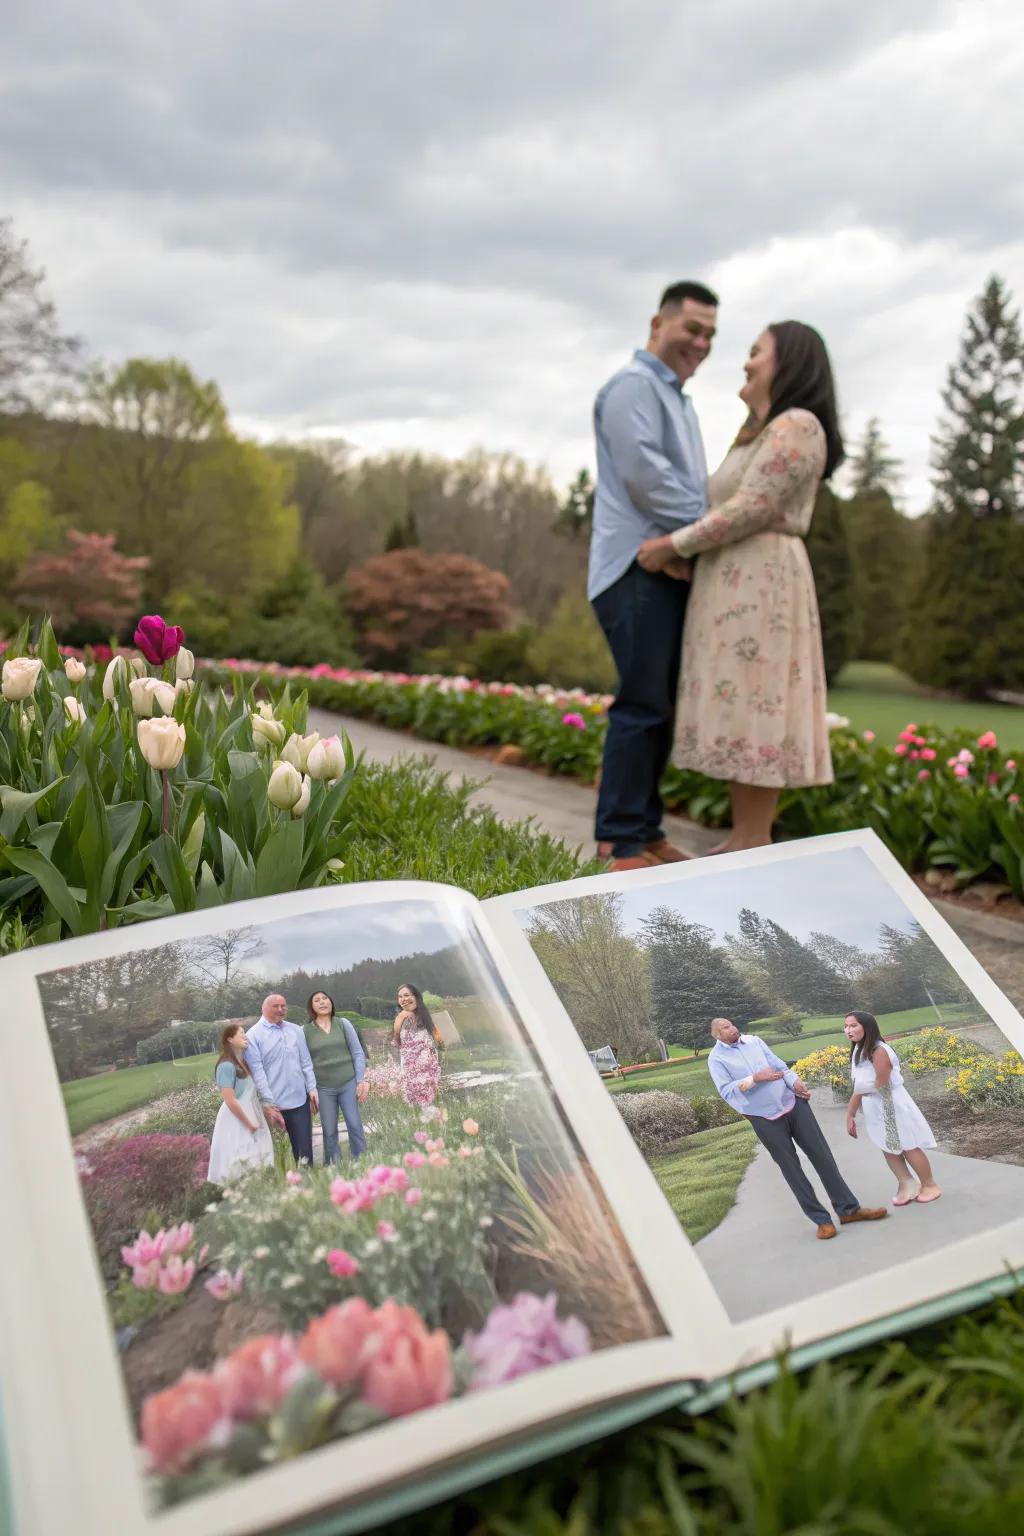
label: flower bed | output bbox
[196,657,1024,895]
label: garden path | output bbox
[694,1095,1024,1322]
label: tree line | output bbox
[525,893,972,1063]
[2,215,1021,696]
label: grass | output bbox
[62,1052,218,1135]
[649,1120,757,1243]
[829,660,1024,746]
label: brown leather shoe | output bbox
[816,1223,837,1240]
[609,853,662,871]
[839,1207,888,1225]
[645,839,691,864]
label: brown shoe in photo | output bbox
[816,1223,838,1240]
[609,852,662,872]
[645,839,691,864]
[839,1207,888,1225]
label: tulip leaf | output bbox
[99,800,146,910]
[0,841,82,933]
[0,778,65,841]
[255,815,305,896]
[181,811,206,880]
[37,617,62,672]
[219,829,256,902]
[146,833,197,913]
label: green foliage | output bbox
[844,490,917,664]
[61,1055,220,1135]
[641,906,767,1054]
[526,592,616,693]
[805,482,860,683]
[421,623,541,686]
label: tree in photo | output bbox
[554,468,595,539]
[525,894,657,1062]
[843,419,916,664]
[731,908,850,1016]
[641,906,767,1056]
[345,547,514,666]
[903,275,1024,696]
[186,927,264,999]
[14,529,149,637]
[805,482,860,683]
[0,217,81,411]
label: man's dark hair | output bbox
[659,280,719,310]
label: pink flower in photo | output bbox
[165,1222,195,1256]
[327,1248,361,1279]
[121,1228,170,1269]
[463,1292,591,1392]
[134,614,186,665]
[977,730,998,750]
[921,747,937,761]
[957,748,975,764]
[988,772,1001,786]
[299,1298,378,1388]
[425,1138,445,1153]
[954,763,970,779]
[329,1177,358,1207]
[286,1170,304,1187]
[403,1151,427,1169]
[413,1130,429,1144]
[205,1268,245,1302]
[909,749,920,760]
[157,1256,196,1295]
[427,1151,450,1168]
[405,1188,423,1206]
[863,730,875,742]
[215,1335,303,1420]
[376,1221,398,1241]
[918,769,931,782]
[360,1302,454,1417]
[132,1260,163,1291]
[462,1119,479,1136]
[561,712,586,730]
[893,743,908,757]
[140,1371,228,1475]
[1010,794,1021,805]
[1006,760,1017,771]
[458,1145,474,1159]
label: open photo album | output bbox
[2,828,1023,1536]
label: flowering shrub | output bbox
[793,1045,850,1093]
[139,1080,222,1137]
[614,1090,698,1157]
[196,655,1024,895]
[79,1133,211,1276]
[463,1291,590,1390]
[897,1027,987,1076]
[947,1049,1024,1108]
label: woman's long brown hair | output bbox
[215,1023,250,1077]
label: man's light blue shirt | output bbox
[588,349,708,601]
[244,1016,317,1111]
[708,1034,798,1120]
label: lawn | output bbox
[829,660,1024,746]
[62,1052,219,1135]
[650,1120,757,1243]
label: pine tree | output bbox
[732,909,849,1015]
[903,275,1024,696]
[843,422,913,663]
[641,907,767,1055]
[554,468,594,538]
[805,483,860,682]
[848,418,903,499]
[384,508,419,551]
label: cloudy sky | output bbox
[4,1,1022,511]
[224,900,472,981]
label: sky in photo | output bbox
[224,899,473,981]
[4,1,1023,510]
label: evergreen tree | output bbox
[641,907,767,1056]
[805,483,860,682]
[384,508,419,551]
[843,418,915,662]
[732,909,849,1015]
[848,418,903,499]
[903,276,1024,696]
[554,468,594,539]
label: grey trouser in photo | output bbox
[749,1098,860,1226]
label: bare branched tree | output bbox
[0,217,81,411]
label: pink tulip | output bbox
[909,749,920,760]
[157,1257,196,1295]
[957,748,974,764]
[140,1371,228,1475]
[954,763,970,779]
[360,1302,454,1417]
[413,1130,430,1144]
[918,769,931,781]
[458,1145,474,1158]
[405,1188,423,1206]
[978,731,998,749]
[427,1151,449,1168]
[286,1171,303,1186]
[327,1249,361,1278]
[132,1260,162,1291]
[893,743,908,757]
[134,615,186,665]
[403,1151,428,1169]
[165,1222,194,1256]
[561,712,586,730]
[377,1221,398,1241]
[299,1298,378,1388]
[329,1178,357,1207]
[1007,760,1017,771]
[863,730,875,742]
[921,747,937,761]
[988,772,1000,786]
[204,1268,245,1302]
[215,1335,303,1420]
[122,1228,170,1269]
[425,1138,445,1153]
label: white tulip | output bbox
[175,647,195,681]
[825,712,851,732]
[268,760,304,810]
[63,695,86,725]
[137,717,186,771]
[306,734,346,780]
[1,656,43,701]
[102,654,127,702]
[129,656,148,680]
[279,730,320,773]
[130,677,177,717]
[175,677,194,698]
[64,657,87,685]
[291,774,312,818]
[252,711,286,747]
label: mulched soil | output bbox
[917,1092,1024,1167]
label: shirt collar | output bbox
[633,348,684,393]
[260,1016,285,1028]
[715,1033,749,1050]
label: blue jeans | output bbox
[319,1082,367,1164]
[592,561,688,857]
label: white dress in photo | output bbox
[852,1042,936,1155]
[207,1062,275,1185]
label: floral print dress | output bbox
[668,408,833,788]
[399,1017,441,1107]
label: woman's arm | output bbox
[669,411,824,558]
[846,1091,863,1137]
[220,1084,258,1133]
[871,1046,893,1087]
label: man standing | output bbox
[707,1017,887,1240]
[245,993,319,1166]
[590,281,718,872]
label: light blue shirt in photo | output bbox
[244,1016,317,1111]
[588,349,708,601]
[708,1034,798,1120]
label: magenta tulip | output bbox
[134,615,186,665]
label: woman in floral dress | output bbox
[393,983,443,1107]
[638,321,843,852]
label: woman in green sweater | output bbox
[303,991,369,1163]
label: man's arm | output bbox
[243,1028,274,1104]
[707,1054,748,1113]
[762,1043,799,1086]
[600,375,706,529]
[296,1027,318,1109]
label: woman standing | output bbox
[638,321,842,852]
[303,992,368,1164]
[393,983,442,1107]
[207,1024,274,1185]
[844,1010,941,1207]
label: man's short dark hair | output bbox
[659,280,719,310]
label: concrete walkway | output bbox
[695,1097,1024,1322]
[310,708,1024,1011]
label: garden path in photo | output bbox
[695,1096,1024,1322]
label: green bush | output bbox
[526,594,616,693]
[689,1093,739,1131]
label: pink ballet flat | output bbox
[892,1191,918,1207]
[915,1187,942,1204]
